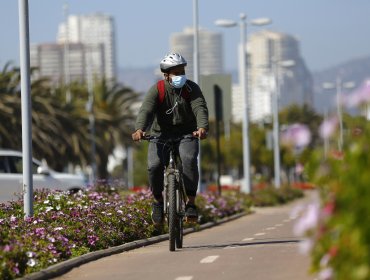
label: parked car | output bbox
[0,149,86,203]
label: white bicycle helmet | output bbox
[160,53,187,73]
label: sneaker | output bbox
[151,202,164,225]
[185,203,198,222]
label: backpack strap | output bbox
[156,79,191,105]
[157,80,166,104]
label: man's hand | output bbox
[193,128,207,140]
[132,129,145,141]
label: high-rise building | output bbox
[30,42,105,86]
[57,13,117,82]
[170,27,223,80]
[246,30,313,123]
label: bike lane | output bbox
[54,191,316,280]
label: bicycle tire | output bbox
[176,189,184,249]
[168,173,177,252]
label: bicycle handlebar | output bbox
[142,134,197,144]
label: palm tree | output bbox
[0,63,139,179]
[92,79,139,179]
[0,64,22,150]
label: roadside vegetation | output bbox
[0,184,303,279]
[293,80,370,280]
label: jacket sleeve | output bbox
[190,83,209,131]
[134,85,158,131]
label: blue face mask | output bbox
[170,75,187,88]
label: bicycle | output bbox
[144,134,197,251]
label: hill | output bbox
[117,66,157,95]
[312,55,370,114]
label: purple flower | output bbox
[35,227,46,236]
[3,244,12,252]
[12,266,20,274]
[87,235,99,246]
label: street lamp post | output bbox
[272,59,281,188]
[239,14,251,194]
[18,0,33,217]
[272,59,295,188]
[63,2,71,103]
[323,78,355,152]
[192,0,204,192]
[86,53,96,183]
[215,15,271,193]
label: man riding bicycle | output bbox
[132,53,209,224]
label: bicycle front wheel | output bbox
[176,188,185,249]
[168,173,177,252]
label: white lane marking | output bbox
[266,227,275,230]
[254,232,266,236]
[283,219,290,223]
[242,237,254,241]
[275,223,283,227]
[175,277,193,280]
[200,255,219,264]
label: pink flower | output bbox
[319,116,338,139]
[293,201,320,236]
[298,238,314,255]
[318,267,333,280]
[322,201,335,217]
[281,123,311,148]
[345,79,370,108]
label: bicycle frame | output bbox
[144,135,195,251]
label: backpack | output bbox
[157,80,191,105]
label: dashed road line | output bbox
[175,277,193,280]
[266,227,275,230]
[275,223,283,227]
[254,232,266,236]
[200,255,219,263]
[224,246,238,249]
[242,237,254,241]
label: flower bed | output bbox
[0,187,248,279]
[0,184,303,279]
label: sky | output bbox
[0,0,369,72]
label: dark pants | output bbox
[147,137,199,201]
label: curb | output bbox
[18,212,247,280]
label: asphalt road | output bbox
[55,192,317,280]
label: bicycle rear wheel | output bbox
[168,173,177,252]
